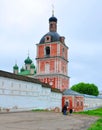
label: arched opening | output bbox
[45,46,50,56]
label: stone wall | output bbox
[0,76,62,112]
[84,95,102,110]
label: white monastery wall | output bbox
[84,96,102,110]
[0,76,62,112]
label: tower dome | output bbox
[24,56,32,64]
[20,66,25,72]
[39,13,60,44]
[13,64,18,70]
[49,16,57,22]
[39,32,60,44]
[13,63,19,74]
[30,63,35,69]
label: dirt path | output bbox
[0,111,98,130]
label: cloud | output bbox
[0,0,48,31]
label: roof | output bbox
[20,66,25,72]
[63,89,83,96]
[30,63,35,69]
[24,56,32,64]
[49,16,57,22]
[0,70,61,93]
[13,64,19,70]
[19,64,36,76]
[83,94,102,99]
[39,32,60,44]
[63,89,102,99]
[0,70,49,87]
[19,70,31,76]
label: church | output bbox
[13,12,70,92]
[11,12,84,112]
[0,12,102,113]
[0,12,69,112]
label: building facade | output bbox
[62,89,84,112]
[35,14,70,91]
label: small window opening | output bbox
[45,46,50,56]
[47,37,49,40]
[45,36,51,42]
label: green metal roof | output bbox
[30,63,35,69]
[19,70,31,76]
[20,66,25,72]
[24,56,32,64]
[34,69,37,74]
[19,69,36,76]
[13,64,19,70]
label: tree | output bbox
[71,82,99,96]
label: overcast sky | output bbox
[0,0,102,90]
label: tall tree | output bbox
[71,82,99,96]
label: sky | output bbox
[0,0,102,90]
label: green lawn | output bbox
[88,118,102,130]
[76,108,102,130]
[78,108,102,116]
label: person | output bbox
[69,108,73,115]
[62,104,68,115]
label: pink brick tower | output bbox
[35,13,70,91]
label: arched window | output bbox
[45,46,50,56]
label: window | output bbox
[65,100,69,107]
[81,101,83,106]
[47,37,49,40]
[65,101,69,106]
[45,36,51,42]
[77,101,79,106]
[45,46,50,56]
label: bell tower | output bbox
[35,13,70,91]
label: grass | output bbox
[77,108,102,116]
[88,118,102,130]
[76,108,102,130]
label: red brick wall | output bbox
[51,43,57,56]
[62,95,84,112]
[38,45,44,58]
[36,42,69,91]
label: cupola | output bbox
[24,56,32,64]
[20,66,25,72]
[30,63,35,69]
[13,63,19,74]
[13,64,18,70]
